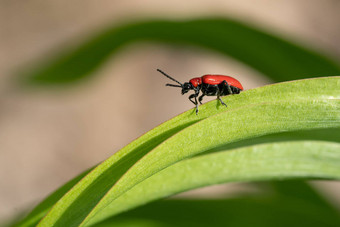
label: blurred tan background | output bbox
[1,0,340,222]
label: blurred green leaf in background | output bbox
[21,18,340,85]
[10,17,340,227]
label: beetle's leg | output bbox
[198,94,205,104]
[195,90,200,114]
[215,84,227,108]
[188,94,197,105]
[189,89,199,104]
[218,95,227,107]
[189,93,200,114]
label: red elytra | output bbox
[201,75,244,90]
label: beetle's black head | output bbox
[181,82,194,95]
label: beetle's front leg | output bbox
[198,94,205,104]
[188,94,197,105]
[189,90,200,114]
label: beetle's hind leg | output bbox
[216,80,233,108]
[217,95,228,107]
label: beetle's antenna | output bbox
[166,84,182,87]
[157,69,183,86]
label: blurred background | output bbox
[1,0,340,223]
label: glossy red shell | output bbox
[202,75,243,90]
[189,77,202,88]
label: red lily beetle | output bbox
[157,69,243,114]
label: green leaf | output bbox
[87,140,340,226]
[21,18,340,85]
[14,130,340,227]
[95,190,340,227]
[33,77,339,226]
[12,168,93,227]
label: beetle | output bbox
[157,69,243,114]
